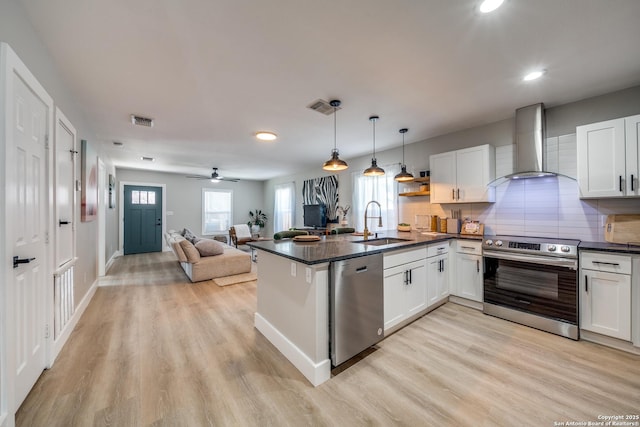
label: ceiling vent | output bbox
[307,99,341,115]
[131,114,154,127]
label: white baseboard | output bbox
[449,295,483,311]
[254,312,331,387]
[49,278,98,366]
[105,251,120,274]
[0,412,11,427]
[580,330,640,355]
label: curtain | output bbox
[352,164,400,232]
[273,182,295,232]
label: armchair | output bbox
[229,224,256,248]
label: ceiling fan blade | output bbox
[185,175,210,179]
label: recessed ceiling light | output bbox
[523,69,546,81]
[479,0,504,13]
[256,131,277,141]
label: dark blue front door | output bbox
[124,185,163,255]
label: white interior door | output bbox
[3,43,53,415]
[55,108,76,268]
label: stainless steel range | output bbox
[482,235,580,340]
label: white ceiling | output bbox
[19,0,640,180]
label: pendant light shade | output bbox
[322,100,348,171]
[394,128,414,182]
[364,116,385,176]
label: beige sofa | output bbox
[165,231,252,282]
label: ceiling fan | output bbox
[186,167,240,183]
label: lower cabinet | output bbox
[580,251,632,341]
[383,247,428,331]
[427,243,450,308]
[453,241,483,302]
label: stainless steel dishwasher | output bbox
[330,253,384,366]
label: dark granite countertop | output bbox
[248,230,483,265]
[579,240,640,255]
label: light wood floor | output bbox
[17,252,640,426]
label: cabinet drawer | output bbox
[384,246,427,269]
[427,242,450,258]
[580,251,631,274]
[456,240,482,255]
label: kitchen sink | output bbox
[353,237,413,246]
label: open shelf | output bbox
[399,191,430,197]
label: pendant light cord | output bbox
[334,105,337,150]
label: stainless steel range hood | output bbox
[502,103,556,180]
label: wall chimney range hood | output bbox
[503,103,556,180]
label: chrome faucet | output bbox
[363,200,382,240]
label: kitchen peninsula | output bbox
[248,231,459,386]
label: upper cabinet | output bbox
[577,114,640,198]
[429,144,495,204]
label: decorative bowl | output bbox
[397,224,412,232]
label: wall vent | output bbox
[307,99,341,115]
[131,114,154,127]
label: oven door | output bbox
[483,251,578,324]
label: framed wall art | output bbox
[80,139,97,221]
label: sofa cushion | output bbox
[171,238,188,262]
[195,238,224,256]
[179,239,201,263]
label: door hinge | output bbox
[45,231,50,244]
[45,324,50,339]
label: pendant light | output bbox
[363,115,385,176]
[394,128,414,182]
[322,100,348,171]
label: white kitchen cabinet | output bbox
[383,247,428,331]
[453,241,483,303]
[427,243,449,308]
[580,251,632,341]
[577,114,640,198]
[430,144,495,204]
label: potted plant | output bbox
[248,209,268,235]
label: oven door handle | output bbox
[483,251,577,269]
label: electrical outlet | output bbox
[290,262,296,277]
[305,267,312,283]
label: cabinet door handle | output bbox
[585,275,588,293]
[461,246,475,250]
[619,175,623,192]
[456,188,460,200]
[592,261,620,267]
[477,259,480,273]
[632,174,635,192]
[452,188,455,200]
[403,270,408,285]
[409,268,412,284]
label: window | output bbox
[274,182,295,232]
[352,164,400,233]
[202,189,232,235]
[131,190,156,204]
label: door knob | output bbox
[13,256,36,269]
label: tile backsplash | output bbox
[400,135,640,242]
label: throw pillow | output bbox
[183,228,197,243]
[179,239,201,263]
[195,238,224,256]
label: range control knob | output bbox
[485,239,493,246]
[495,240,503,247]
[561,245,571,253]
[548,245,557,252]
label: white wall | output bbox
[0,0,117,308]
[116,168,266,241]
[265,85,640,242]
